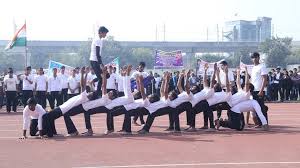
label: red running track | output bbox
[0,103,299,168]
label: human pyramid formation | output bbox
[20,26,269,139]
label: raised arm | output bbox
[164,72,171,99]
[138,75,147,100]
[177,70,185,94]
[101,66,108,95]
[203,63,209,88]
[236,68,242,90]
[80,67,88,92]
[244,66,250,92]
[216,67,221,84]
[224,66,230,93]
[185,70,191,95]
[160,72,167,98]
[210,63,217,88]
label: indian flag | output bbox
[5,23,26,50]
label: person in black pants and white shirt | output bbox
[4,70,19,113]
[250,52,268,126]
[90,26,109,98]
[21,66,34,107]
[106,65,117,97]
[137,72,175,134]
[59,66,69,103]
[19,98,51,139]
[47,67,94,137]
[64,67,114,136]
[47,68,62,110]
[34,68,48,109]
[67,69,80,99]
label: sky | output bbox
[0,0,300,41]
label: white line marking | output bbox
[76,161,300,168]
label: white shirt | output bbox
[82,94,112,111]
[21,74,34,91]
[4,74,18,81]
[68,76,80,94]
[89,38,103,62]
[87,73,97,91]
[106,73,117,90]
[251,64,268,91]
[231,99,267,125]
[206,91,232,106]
[145,98,169,114]
[189,87,214,107]
[105,76,134,110]
[227,89,251,107]
[4,77,18,91]
[23,104,46,130]
[59,91,89,114]
[154,77,161,89]
[219,70,234,89]
[130,71,149,79]
[59,73,69,89]
[34,75,47,91]
[168,91,190,108]
[124,98,151,111]
[274,73,280,84]
[47,76,62,92]
[116,75,124,92]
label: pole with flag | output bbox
[5,21,27,67]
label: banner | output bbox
[154,50,183,69]
[106,57,120,74]
[197,59,225,75]
[48,60,74,76]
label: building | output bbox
[224,17,272,42]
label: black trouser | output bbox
[5,91,17,112]
[169,102,193,131]
[0,94,3,108]
[142,107,174,132]
[29,119,39,136]
[90,61,103,98]
[61,88,68,102]
[63,105,85,134]
[49,91,62,109]
[124,107,150,132]
[220,111,245,131]
[106,106,127,131]
[36,91,47,108]
[252,91,268,126]
[22,90,33,107]
[204,102,230,128]
[47,108,63,137]
[273,83,281,101]
[29,114,53,137]
[84,106,109,130]
[118,91,125,97]
[133,113,145,125]
[191,100,213,128]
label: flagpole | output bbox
[25,20,28,68]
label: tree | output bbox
[259,37,292,67]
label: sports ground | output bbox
[0,103,299,168]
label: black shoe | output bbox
[137,129,148,134]
[164,127,174,131]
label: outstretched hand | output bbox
[204,63,209,71]
[80,67,86,74]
